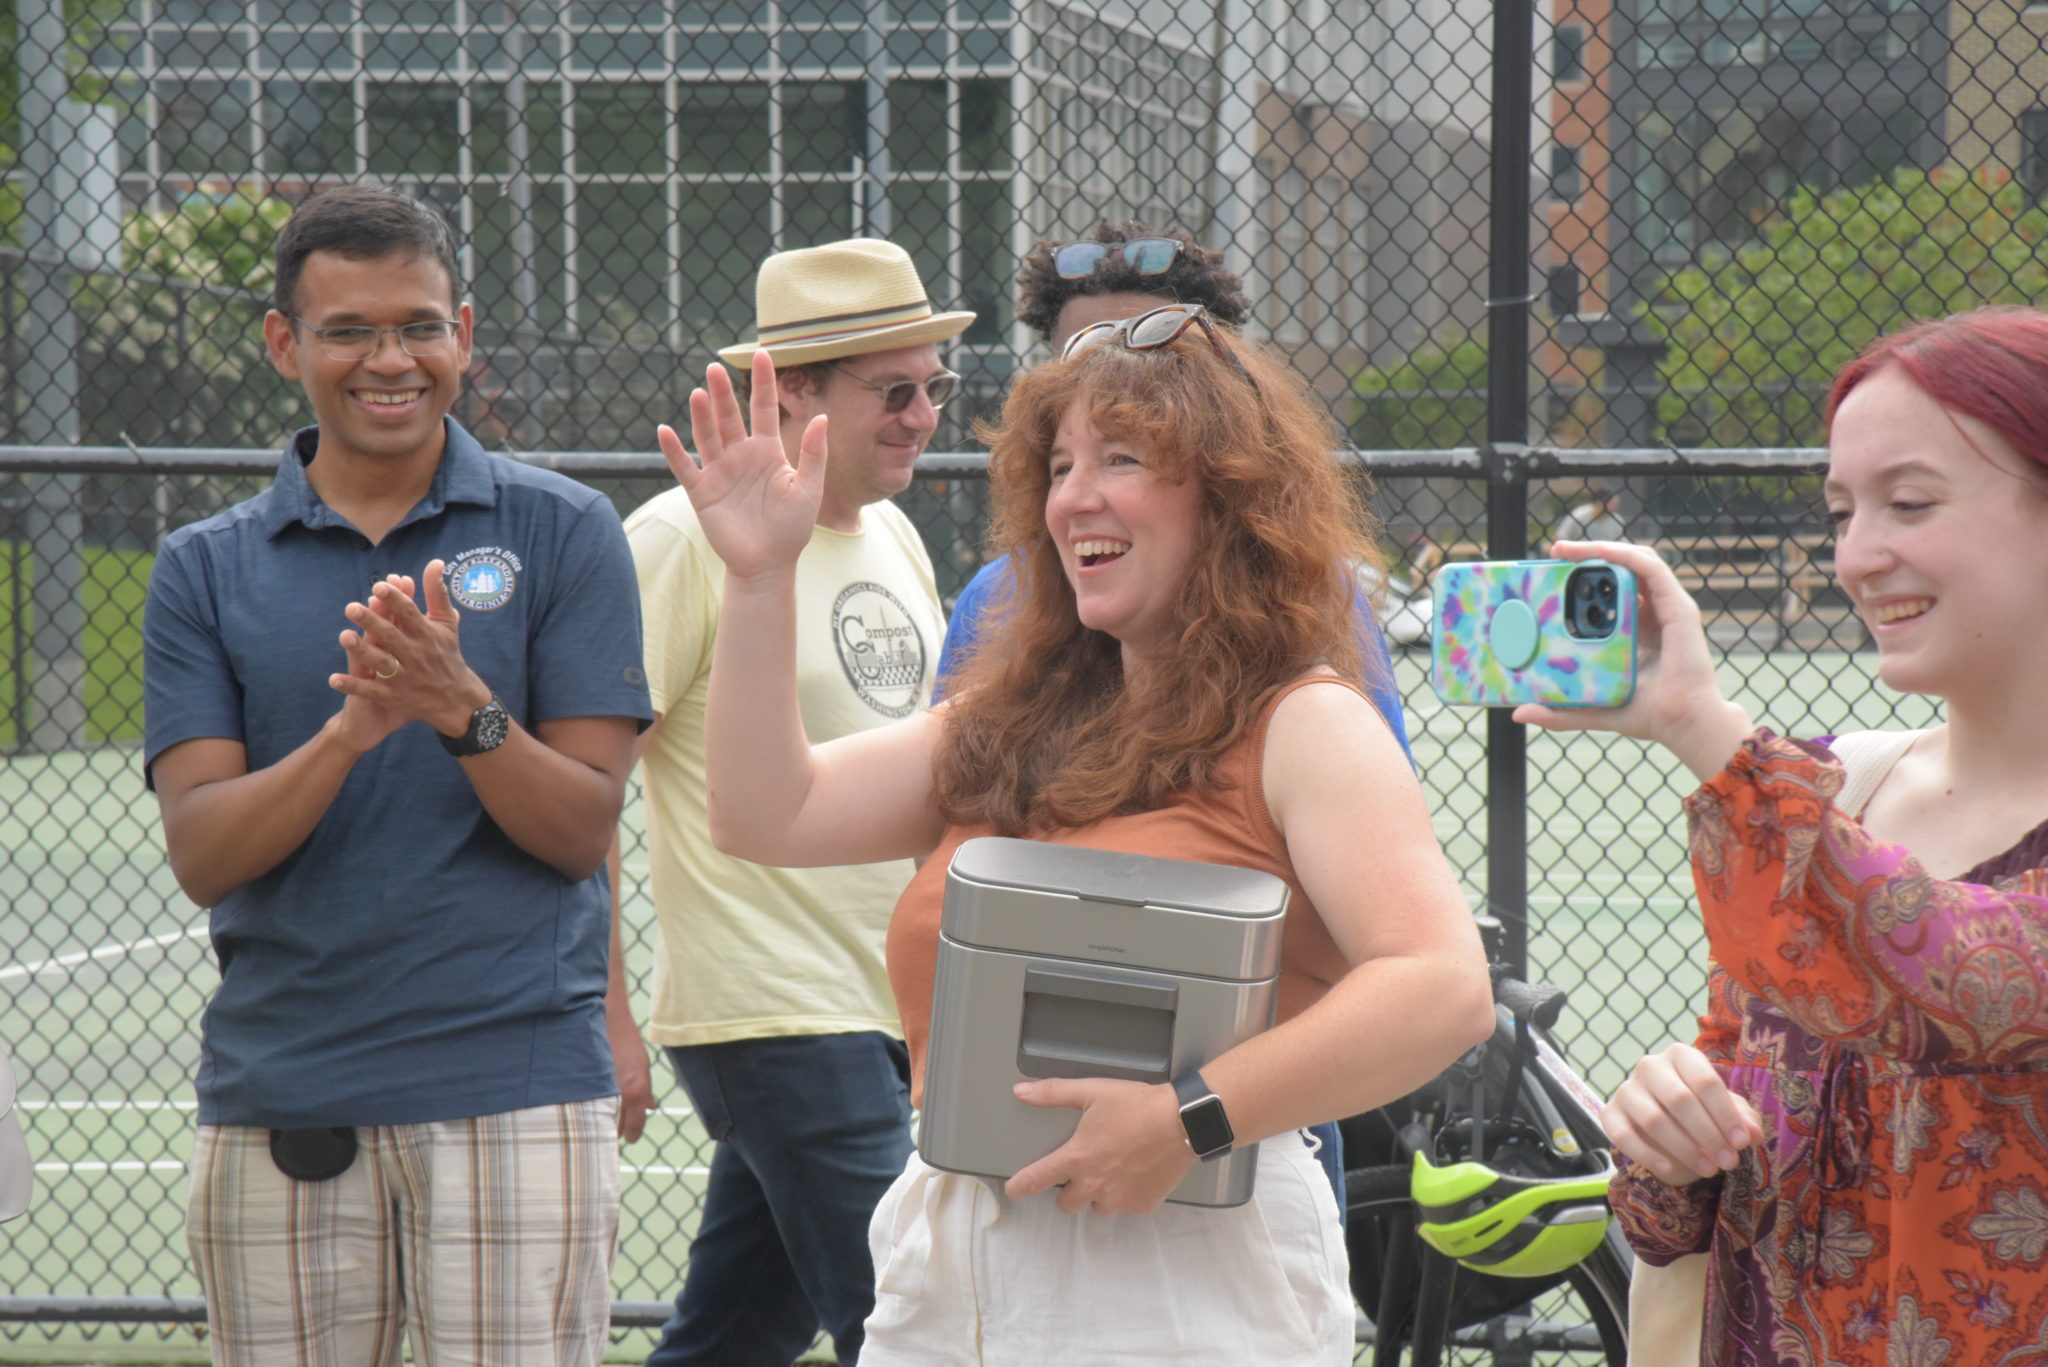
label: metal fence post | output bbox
[9,530,24,751]
[1484,0,1536,977]
[1482,446,1532,975]
[14,0,92,751]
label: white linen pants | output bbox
[862,1132,1353,1365]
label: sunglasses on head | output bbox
[1051,237,1185,280]
[826,362,961,414]
[1058,303,1259,393]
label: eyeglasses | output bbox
[1051,237,1185,279]
[288,316,462,361]
[1059,303,1258,393]
[825,362,961,414]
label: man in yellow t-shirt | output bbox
[615,240,970,1367]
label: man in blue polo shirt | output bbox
[143,186,650,1367]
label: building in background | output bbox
[1946,0,2048,192]
[73,0,1531,447]
[1532,0,1948,448]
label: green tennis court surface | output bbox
[1,647,1936,1363]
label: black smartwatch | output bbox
[1171,1068,1235,1162]
[440,694,511,757]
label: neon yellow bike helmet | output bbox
[1410,1144,1616,1278]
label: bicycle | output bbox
[1339,917,1632,1366]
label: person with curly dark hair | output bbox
[1012,220,1252,350]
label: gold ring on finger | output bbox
[375,663,400,680]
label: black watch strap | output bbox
[439,694,511,757]
[1171,1068,1235,1162]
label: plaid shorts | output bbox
[186,1098,620,1367]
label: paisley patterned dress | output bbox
[1609,731,2048,1367]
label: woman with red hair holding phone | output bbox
[1521,306,2048,1364]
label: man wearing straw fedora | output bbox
[614,239,969,1366]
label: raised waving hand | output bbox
[658,351,829,581]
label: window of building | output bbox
[158,80,254,174]
[2022,108,2048,198]
[1545,261,1581,318]
[261,80,357,175]
[1312,175,1359,350]
[366,83,461,177]
[94,6,1027,447]
[1552,24,1587,83]
[573,81,667,174]
[1269,170,1311,344]
[1548,144,1582,201]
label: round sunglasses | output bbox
[1051,237,1185,280]
[1058,303,1258,393]
[825,362,961,414]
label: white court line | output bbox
[19,1100,699,1118]
[38,1159,712,1177]
[20,1100,198,1111]
[0,923,210,984]
[34,1160,189,1173]
[620,1164,712,1177]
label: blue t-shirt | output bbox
[143,420,653,1129]
[934,554,1415,761]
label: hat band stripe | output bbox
[757,305,936,346]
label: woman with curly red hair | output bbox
[657,307,1491,1364]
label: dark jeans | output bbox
[645,1032,914,1367]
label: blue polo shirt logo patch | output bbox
[447,546,522,612]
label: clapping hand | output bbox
[329,563,491,741]
[329,573,413,753]
[658,351,829,583]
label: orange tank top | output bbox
[887,675,1360,1105]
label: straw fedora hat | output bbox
[718,238,977,367]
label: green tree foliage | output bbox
[1651,164,2048,447]
[1349,335,1489,450]
[77,191,302,445]
[122,188,290,295]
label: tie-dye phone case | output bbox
[1429,559,1638,708]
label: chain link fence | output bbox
[1,0,2039,1356]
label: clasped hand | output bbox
[1003,1077,1195,1215]
[658,351,830,583]
[328,560,490,750]
[1602,1042,1764,1187]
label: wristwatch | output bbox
[440,694,511,757]
[1171,1068,1235,1162]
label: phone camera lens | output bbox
[1598,577,1617,601]
[1586,604,1609,629]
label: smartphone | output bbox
[1430,559,1638,708]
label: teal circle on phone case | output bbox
[1487,598,1539,670]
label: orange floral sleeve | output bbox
[1607,964,1747,1263]
[1685,731,2048,1067]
